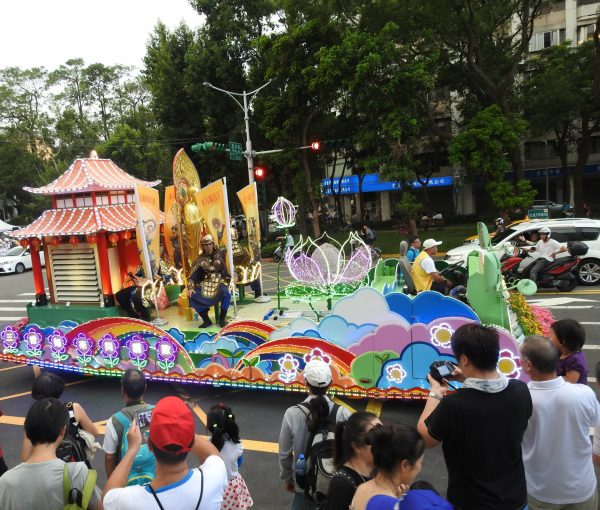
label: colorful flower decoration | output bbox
[270,197,296,229]
[429,323,454,348]
[48,331,69,362]
[73,333,95,366]
[155,337,178,373]
[1,325,20,355]
[24,327,44,357]
[99,334,121,368]
[126,335,149,370]
[303,348,331,365]
[386,363,408,384]
[497,349,521,379]
[278,353,300,383]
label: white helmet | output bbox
[539,227,551,237]
[495,217,504,225]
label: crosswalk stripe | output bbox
[0,308,26,311]
[0,300,34,303]
[0,316,27,321]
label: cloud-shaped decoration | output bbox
[377,343,457,390]
[386,291,479,325]
[270,318,319,341]
[316,316,376,348]
[182,332,216,353]
[196,336,239,355]
[332,287,410,327]
[56,320,79,333]
[167,328,186,345]
[292,330,322,339]
[349,323,411,357]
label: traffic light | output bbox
[254,166,266,181]
[310,141,321,152]
[191,141,227,153]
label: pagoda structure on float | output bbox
[12,155,160,325]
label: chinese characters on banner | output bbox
[163,185,181,268]
[237,183,261,260]
[134,186,161,278]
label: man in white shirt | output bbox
[528,227,567,283]
[520,335,600,510]
[103,396,228,510]
[410,239,451,293]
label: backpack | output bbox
[297,402,340,503]
[62,463,97,510]
[56,402,90,468]
[114,404,156,486]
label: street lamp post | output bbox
[203,80,271,184]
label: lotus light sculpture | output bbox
[285,232,372,301]
[270,197,296,229]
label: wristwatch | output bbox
[428,391,443,401]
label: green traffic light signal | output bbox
[191,141,228,153]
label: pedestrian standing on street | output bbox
[278,359,352,510]
[548,319,589,384]
[416,323,532,510]
[103,368,154,477]
[103,396,228,510]
[322,411,381,510]
[207,403,253,510]
[520,335,600,510]
[406,236,421,263]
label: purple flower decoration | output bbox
[99,334,121,368]
[24,327,43,357]
[48,331,69,362]
[126,335,149,370]
[270,197,296,228]
[1,325,20,354]
[73,333,95,365]
[155,337,177,373]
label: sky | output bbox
[0,0,203,70]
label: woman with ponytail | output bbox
[207,403,253,510]
[323,412,381,510]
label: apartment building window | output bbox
[529,29,566,52]
[578,24,595,43]
[590,136,600,154]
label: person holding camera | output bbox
[416,324,532,510]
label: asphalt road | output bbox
[1,268,600,508]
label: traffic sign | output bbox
[528,208,549,219]
[229,142,244,161]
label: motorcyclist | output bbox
[523,227,567,283]
[494,217,505,237]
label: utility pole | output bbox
[203,81,271,184]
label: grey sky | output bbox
[0,0,203,70]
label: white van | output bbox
[444,218,600,285]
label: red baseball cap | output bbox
[149,396,195,454]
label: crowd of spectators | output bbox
[0,320,599,510]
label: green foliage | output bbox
[487,179,537,212]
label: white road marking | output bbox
[583,345,600,350]
[0,307,26,311]
[581,322,600,325]
[0,300,33,303]
[541,306,595,309]
[0,317,27,321]
[528,297,597,306]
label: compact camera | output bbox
[429,360,458,384]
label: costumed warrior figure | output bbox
[188,234,232,328]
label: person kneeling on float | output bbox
[188,234,232,329]
[411,238,451,294]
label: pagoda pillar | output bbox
[30,240,47,306]
[96,232,116,307]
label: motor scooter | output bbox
[501,241,588,292]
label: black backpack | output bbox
[56,402,90,468]
[297,402,340,503]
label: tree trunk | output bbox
[301,111,320,237]
[574,111,591,216]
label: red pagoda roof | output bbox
[24,158,161,195]
[11,204,140,238]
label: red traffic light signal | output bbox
[254,166,266,180]
[310,141,321,152]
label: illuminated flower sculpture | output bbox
[24,327,44,357]
[285,232,372,301]
[73,333,95,366]
[155,337,178,373]
[278,353,300,383]
[126,335,150,370]
[1,325,20,355]
[270,197,296,229]
[48,331,69,362]
[99,334,120,368]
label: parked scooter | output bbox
[501,241,588,292]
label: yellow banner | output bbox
[195,180,232,272]
[237,182,261,246]
[134,186,161,278]
[163,186,181,267]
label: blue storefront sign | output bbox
[322,173,453,196]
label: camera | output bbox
[136,410,153,445]
[429,360,458,384]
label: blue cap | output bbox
[366,491,452,510]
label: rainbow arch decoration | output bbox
[0,287,527,399]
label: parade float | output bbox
[0,152,544,399]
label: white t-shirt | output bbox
[419,255,437,275]
[522,377,600,504]
[104,455,228,510]
[103,418,119,454]
[534,238,563,262]
[220,439,243,481]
